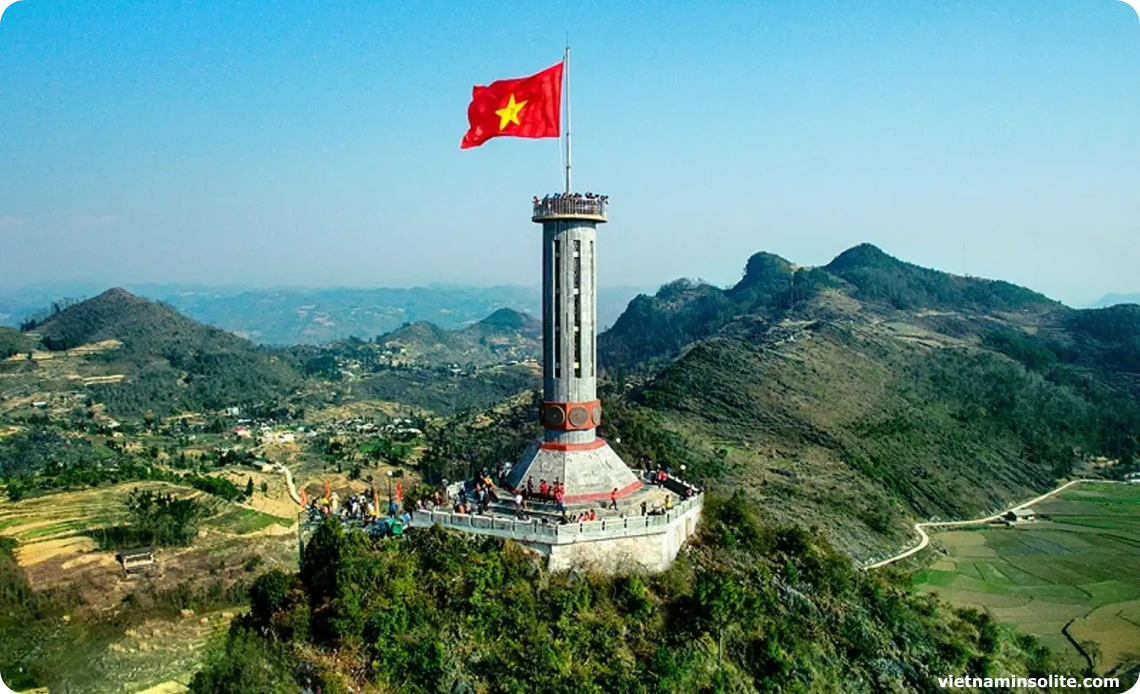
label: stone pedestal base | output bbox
[505,439,641,503]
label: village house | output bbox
[1004,507,1037,524]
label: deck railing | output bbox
[532,196,607,221]
[407,494,703,544]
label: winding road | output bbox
[863,478,1101,570]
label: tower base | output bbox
[506,439,641,503]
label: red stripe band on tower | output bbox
[539,439,608,452]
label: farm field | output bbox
[912,483,1140,673]
[0,479,299,693]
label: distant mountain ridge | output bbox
[1090,293,1140,308]
[1,284,653,345]
[374,307,542,366]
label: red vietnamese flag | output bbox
[460,61,563,149]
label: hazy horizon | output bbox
[2,0,1138,307]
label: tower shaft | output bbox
[542,220,599,445]
[505,194,641,503]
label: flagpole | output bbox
[564,43,571,194]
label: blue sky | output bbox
[1,0,1137,306]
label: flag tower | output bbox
[500,48,642,503]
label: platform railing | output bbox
[408,494,703,544]
[532,196,607,220]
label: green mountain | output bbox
[277,308,543,415]
[822,243,1056,312]
[376,307,541,366]
[596,244,1140,559]
[25,288,299,416]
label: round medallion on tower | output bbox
[568,406,589,428]
[544,404,566,426]
[591,404,603,426]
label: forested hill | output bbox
[823,243,1057,312]
[33,288,250,356]
[372,307,541,366]
[596,243,1140,558]
[21,288,299,416]
[187,496,1068,694]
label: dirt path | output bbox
[864,478,1107,570]
[277,462,301,505]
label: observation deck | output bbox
[408,493,702,544]
[532,194,608,223]
[409,492,703,572]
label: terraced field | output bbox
[912,483,1140,672]
[0,480,299,693]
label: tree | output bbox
[260,481,269,495]
[696,568,752,663]
[188,628,295,694]
[245,477,255,499]
[5,478,27,502]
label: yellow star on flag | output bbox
[495,94,527,131]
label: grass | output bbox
[1,480,299,694]
[0,516,27,531]
[912,483,1140,672]
[16,520,88,541]
[205,507,293,535]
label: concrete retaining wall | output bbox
[538,501,703,573]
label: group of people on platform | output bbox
[565,508,598,523]
[647,468,698,500]
[406,471,497,516]
[533,191,609,205]
[521,477,566,510]
[452,474,495,515]
[306,490,379,523]
[304,490,409,532]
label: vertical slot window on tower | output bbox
[590,241,596,377]
[574,240,582,377]
[554,239,561,379]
